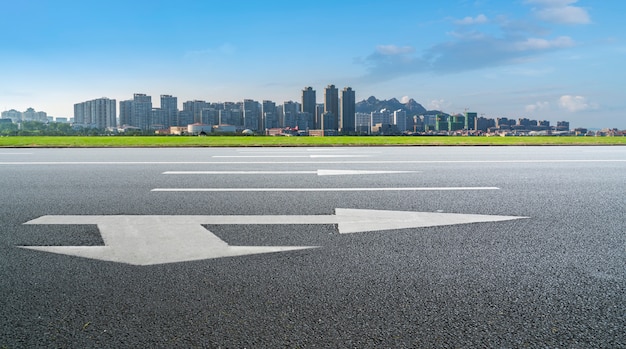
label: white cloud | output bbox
[400,96,411,103]
[359,1,584,82]
[375,45,415,55]
[558,95,596,112]
[525,0,590,24]
[525,101,550,112]
[455,14,488,25]
[428,99,450,111]
[513,36,575,51]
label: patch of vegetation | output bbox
[0,135,624,147]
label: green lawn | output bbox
[0,135,624,147]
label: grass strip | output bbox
[0,135,624,147]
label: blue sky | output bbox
[1,0,625,128]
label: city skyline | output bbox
[0,88,608,133]
[2,0,625,129]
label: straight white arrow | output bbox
[21,209,526,265]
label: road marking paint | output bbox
[152,187,500,192]
[1,159,624,165]
[162,169,418,176]
[21,209,526,265]
[212,155,371,158]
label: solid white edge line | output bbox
[151,187,500,192]
[1,159,624,165]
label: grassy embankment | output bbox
[0,135,625,147]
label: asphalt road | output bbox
[1,146,624,348]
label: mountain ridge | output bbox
[355,96,447,116]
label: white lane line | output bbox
[152,187,500,192]
[0,159,624,165]
[235,149,381,153]
[162,170,418,176]
[212,155,371,158]
[164,170,317,175]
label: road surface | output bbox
[1,146,624,347]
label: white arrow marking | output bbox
[21,209,526,265]
[162,169,417,176]
[22,216,316,265]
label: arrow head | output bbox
[335,208,526,234]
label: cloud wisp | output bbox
[359,1,588,82]
[525,0,591,24]
[455,14,489,25]
[558,95,597,112]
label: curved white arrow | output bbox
[21,209,526,265]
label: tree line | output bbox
[0,121,145,136]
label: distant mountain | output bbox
[355,96,428,115]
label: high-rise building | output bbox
[131,93,152,130]
[119,100,132,127]
[355,112,371,134]
[324,84,339,131]
[302,87,316,127]
[201,108,219,125]
[320,111,336,131]
[340,87,355,133]
[282,101,300,128]
[151,108,166,129]
[74,97,116,129]
[393,109,407,132]
[1,109,21,122]
[22,108,47,122]
[465,112,477,130]
[262,100,277,129]
[556,121,570,131]
[371,109,391,127]
[243,99,260,130]
[183,100,209,125]
[160,95,178,128]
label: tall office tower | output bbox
[93,98,116,129]
[74,103,86,125]
[262,100,277,129]
[160,95,178,128]
[132,93,152,130]
[243,99,260,130]
[465,112,477,130]
[340,87,356,133]
[218,109,231,125]
[324,84,339,130]
[282,101,299,128]
[151,108,166,129]
[74,98,116,129]
[201,108,219,125]
[393,109,407,132]
[355,112,371,134]
[301,87,316,126]
[183,100,209,124]
[178,110,194,126]
[315,104,324,128]
[556,121,570,131]
[231,107,243,127]
[371,109,391,127]
[119,100,133,127]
